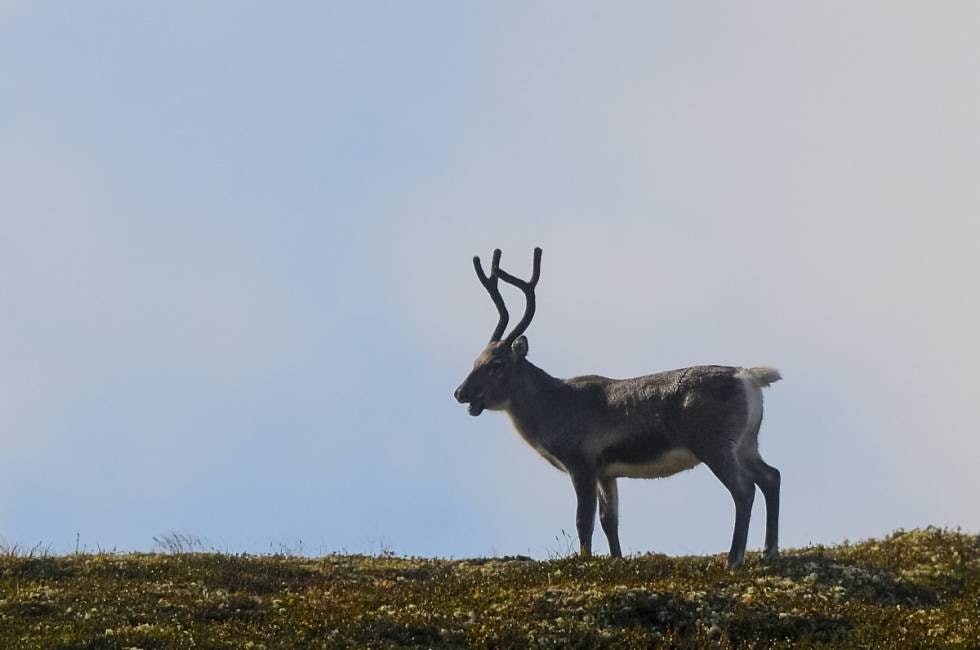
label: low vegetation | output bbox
[1,527,977,648]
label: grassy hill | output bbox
[1,527,977,648]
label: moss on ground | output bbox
[0,527,977,648]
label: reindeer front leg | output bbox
[598,477,622,558]
[570,470,597,557]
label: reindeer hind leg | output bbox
[745,454,781,559]
[703,453,756,568]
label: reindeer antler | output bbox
[473,249,510,342]
[496,247,542,344]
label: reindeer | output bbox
[453,248,782,567]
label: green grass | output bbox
[1,527,977,648]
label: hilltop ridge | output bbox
[1,527,977,648]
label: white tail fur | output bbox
[737,366,782,388]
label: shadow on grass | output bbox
[0,557,75,581]
[766,552,942,607]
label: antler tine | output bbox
[473,249,510,342]
[496,247,542,344]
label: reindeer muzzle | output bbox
[454,385,485,416]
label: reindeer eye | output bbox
[488,359,505,371]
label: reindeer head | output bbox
[454,248,542,416]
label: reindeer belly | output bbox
[603,448,701,479]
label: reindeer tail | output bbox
[736,367,782,388]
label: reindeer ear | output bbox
[511,336,529,358]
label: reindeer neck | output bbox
[505,360,566,436]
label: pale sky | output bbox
[2,2,978,557]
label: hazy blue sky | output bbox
[2,2,977,558]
